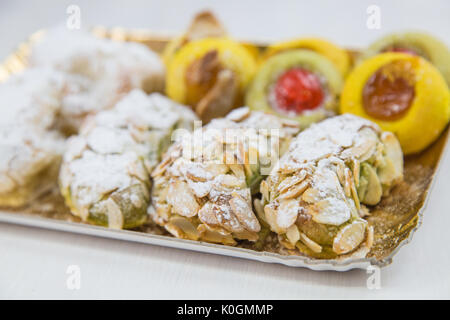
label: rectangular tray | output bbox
[0,27,448,271]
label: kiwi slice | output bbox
[246,49,343,129]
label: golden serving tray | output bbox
[0,27,448,271]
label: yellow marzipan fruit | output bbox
[340,52,450,155]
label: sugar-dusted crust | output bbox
[150,107,300,244]
[29,27,166,134]
[59,90,197,229]
[260,114,404,259]
[0,68,66,207]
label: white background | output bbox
[0,0,449,299]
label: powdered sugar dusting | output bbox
[152,107,299,242]
[266,115,382,232]
[309,160,351,225]
[0,68,66,130]
[0,68,66,204]
[60,90,197,226]
[66,149,136,207]
[280,114,380,169]
[29,27,166,132]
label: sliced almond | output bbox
[168,216,200,240]
[240,188,252,207]
[344,167,352,198]
[198,220,230,236]
[233,229,258,242]
[311,199,351,226]
[186,179,212,198]
[378,132,403,187]
[260,180,270,201]
[335,161,346,187]
[295,169,308,183]
[226,106,250,122]
[350,178,360,210]
[217,174,243,188]
[127,160,149,182]
[280,166,298,175]
[228,164,246,181]
[286,224,300,245]
[299,232,322,253]
[278,180,309,200]
[197,201,220,226]
[205,163,229,176]
[381,131,403,178]
[278,234,296,249]
[341,128,377,161]
[197,224,236,245]
[105,198,124,229]
[166,181,199,217]
[361,164,382,205]
[236,141,248,164]
[229,192,260,232]
[358,128,379,161]
[301,187,320,203]
[276,199,299,228]
[378,157,395,187]
[151,155,172,178]
[332,220,367,255]
[253,198,266,224]
[264,204,285,234]
[373,142,385,168]
[186,164,211,182]
[352,159,360,187]
[199,201,244,233]
[277,174,304,194]
[280,118,301,129]
[165,223,187,239]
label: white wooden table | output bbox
[1,0,449,299]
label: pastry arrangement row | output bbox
[0,11,448,260]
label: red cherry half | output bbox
[273,68,324,115]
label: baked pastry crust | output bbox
[29,28,166,134]
[259,114,403,258]
[59,90,197,229]
[150,107,300,244]
[0,68,66,207]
